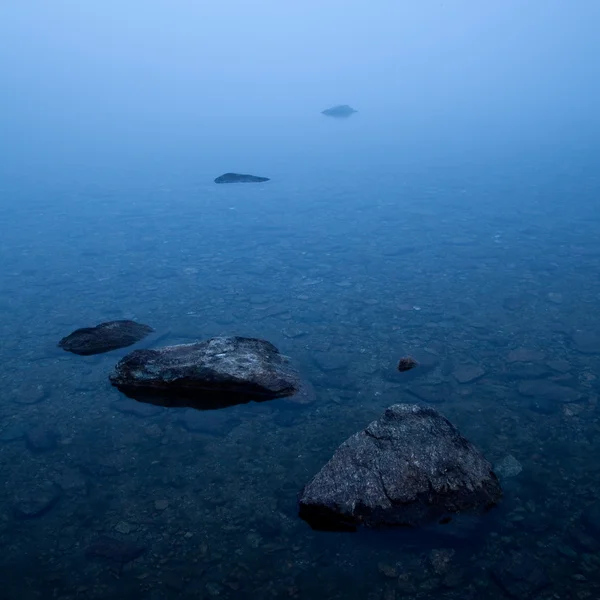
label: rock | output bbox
[572,331,600,354]
[11,384,48,405]
[86,536,146,564]
[494,455,523,479]
[112,398,164,418]
[507,348,545,363]
[452,364,485,384]
[298,404,501,531]
[321,104,358,118]
[58,320,153,355]
[114,521,133,534]
[0,423,27,443]
[397,356,418,372]
[492,553,550,598]
[109,336,302,409]
[25,426,59,452]
[154,499,169,511]
[406,383,450,404]
[214,173,270,184]
[429,548,455,576]
[502,296,529,311]
[517,380,582,403]
[546,359,571,373]
[506,363,552,380]
[53,467,88,494]
[14,481,61,518]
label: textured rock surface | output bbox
[58,320,153,355]
[299,404,501,531]
[321,104,358,118]
[109,336,301,409]
[214,173,270,184]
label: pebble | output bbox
[115,521,133,534]
[495,455,523,479]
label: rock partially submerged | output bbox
[299,404,501,531]
[214,173,270,184]
[58,320,153,355]
[321,104,357,118]
[109,336,302,409]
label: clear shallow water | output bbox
[1,130,600,599]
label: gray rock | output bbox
[298,404,501,531]
[453,364,485,384]
[109,336,301,409]
[58,320,153,355]
[572,331,600,354]
[214,173,270,184]
[495,455,523,479]
[14,481,61,519]
[321,104,357,118]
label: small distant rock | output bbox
[14,481,61,519]
[518,380,582,403]
[114,521,133,535]
[397,356,418,372]
[429,548,455,576]
[321,104,358,118]
[154,499,169,511]
[452,364,485,384]
[214,173,270,184]
[572,331,600,355]
[58,320,153,355]
[0,423,27,443]
[11,384,48,405]
[546,359,571,373]
[495,455,523,479]
[547,292,563,304]
[298,404,501,531]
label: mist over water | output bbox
[1,2,600,599]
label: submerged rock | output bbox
[109,336,302,409]
[58,320,153,355]
[298,404,501,531]
[214,173,270,184]
[321,104,358,118]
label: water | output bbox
[1,116,600,599]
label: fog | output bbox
[1,1,599,176]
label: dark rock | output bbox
[492,553,550,598]
[25,426,59,452]
[572,331,600,354]
[14,481,61,519]
[397,356,418,372]
[298,404,501,531]
[109,336,301,409]
[546,359,571,373]
[214,173,270,184]
[321,104,357,118]
[0,423,27,443]
[58,320,153,355]
[517,380,582,403]
[406,383,450,404]
[86,536,146,564]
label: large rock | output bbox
[321,104,358,118]
[109,336,302,409]
[298,404,501,531]
[58,320,153,355]
[214,173,270,184]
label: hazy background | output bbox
[1,0,599,182]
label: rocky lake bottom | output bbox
[1,162,600,599]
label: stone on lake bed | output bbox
[109,336,302,409]
[58,320,153,355]
[517,379,582,403]
[214,173,270,184]
[298,404,501,531]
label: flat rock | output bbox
[321,104,357,118]
[505,363,552,380]
[492,554,549,598]
[453,364,485,384]
[572,331,600,354]
[298,404,501,531]
[109,336,301,409]
[14,481,61,519]
[112,398,164,418]
[517,380,582,403]
[507,348,545,363]
[214,173,270,184]
[176,408,240,436]
[58,320,153,355]
[11,384,48,405]
[494,455,523,479]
